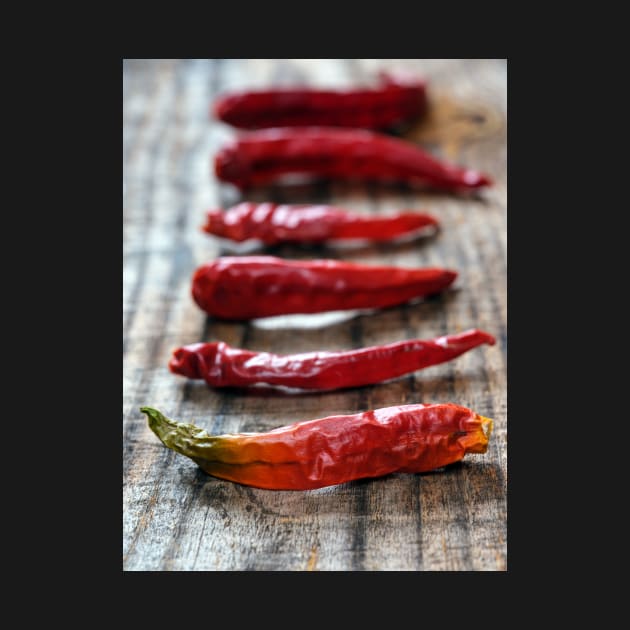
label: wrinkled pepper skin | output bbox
[202,202,439,245]
[213,72,427,130]
[214,127,491,192]
[170,329,496,391]
[191,256,457,320]
[141,404,493,490]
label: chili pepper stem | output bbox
[140,407,218,459]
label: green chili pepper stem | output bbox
[140,407,218,460]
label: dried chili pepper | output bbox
[141,404,493,490]
[170,329,495,391]
[214,127,491,192]
[202,202,439,246]
[213,72,427,130]
[191,256,457,320]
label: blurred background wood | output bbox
[123,59,507,571]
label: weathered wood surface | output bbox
[123,59,507,571]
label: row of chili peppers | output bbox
[142,71,496,491]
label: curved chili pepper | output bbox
[213,72,427,130]
[214,127,491,192]
[170,329,495,391]
[202,202,439,245]
[191,256,457,320]
[141,404,493,490]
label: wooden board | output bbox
[123,59,507,571]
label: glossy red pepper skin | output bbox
[170,329,495,391]
[213,72,427,130]
[214,127,491,192]
[202,202,439,245]
[191,256,457,320]
[141,404,493,490]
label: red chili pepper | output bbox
[213,72,427,130]
[141,404,493,490]
[170,329,495,391]
[202,202,439,246]
[191,256,457,320]
[214,127,491,192]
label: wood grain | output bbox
[123,58,507,571]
